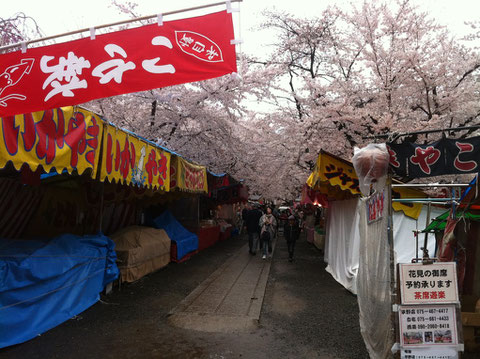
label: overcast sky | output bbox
[4,0,480,55]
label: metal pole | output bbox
[451,187,457,220]
[422,202,432,260]
[392,200,452,205]
[387,175,397,352]
[0,0,243,52]
[392,183,470,188]
[362,125,480,140]
[392,198,458,202]
[98,181,105,233]
[415,224,419,263]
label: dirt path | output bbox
[1,235,369,359]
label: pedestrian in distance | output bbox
[259,207,277,260]
[284,215,301,262]
[240,203,250,235]
[245,204,263,255]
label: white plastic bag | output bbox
[352,143,390,196]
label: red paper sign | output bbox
[0,11,237,117]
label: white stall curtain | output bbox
[324,200,444,295]
[324,198,361,294]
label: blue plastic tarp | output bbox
[152,210,198,260]
[0,233,119,348]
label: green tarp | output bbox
[424,210,480,232]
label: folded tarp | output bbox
[112,226,171,282]
[152,210,198,261]
[0,233,118,348]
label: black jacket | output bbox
[284,221,300,242]
[245,209,262,233]
[242,208,249,221]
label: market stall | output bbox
[305,151,437,295]
[0,2,242,348]
[350,132,480,358]
[0,105,238,348]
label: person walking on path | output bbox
[284,215,301,262]
[240,203,250,235]
[259,207,277,260]
[245,205,263,255]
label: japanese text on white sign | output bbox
[399,305,457,348]
[399,263,459,305]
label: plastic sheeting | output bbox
[357,195,394,359]
[0,233,119,348]
[153,210,198,261]
[352,143,390,196]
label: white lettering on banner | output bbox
[175,31,224,63]
[179,34,194,47]
[40,52,91,101]
[141,36,176,74]
[399,263,459,305]
[92,44,136,84]
[206,46,219,60]
[192,41,205,53]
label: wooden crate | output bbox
[461,295,480,352]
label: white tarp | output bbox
[325,198,362,294]
[324,199,444,295]
[393,206,445,264]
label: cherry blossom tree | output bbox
[255,0,480,195]
[0,13,43,48]
[89,0,480,200]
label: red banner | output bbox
[0,11,237,117]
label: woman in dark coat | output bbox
[284,215,300,262]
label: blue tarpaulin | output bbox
[152,210,198,260]
[0,233,118,348]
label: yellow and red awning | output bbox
[306,150,425,219]
[170,156,208,193]
[0,106,212,194]
[0,106,103,177]
[100,123,171,191]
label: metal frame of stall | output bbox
[387,180,473,358]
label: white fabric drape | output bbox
[325,198,362,294]
[324,201,445,294]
